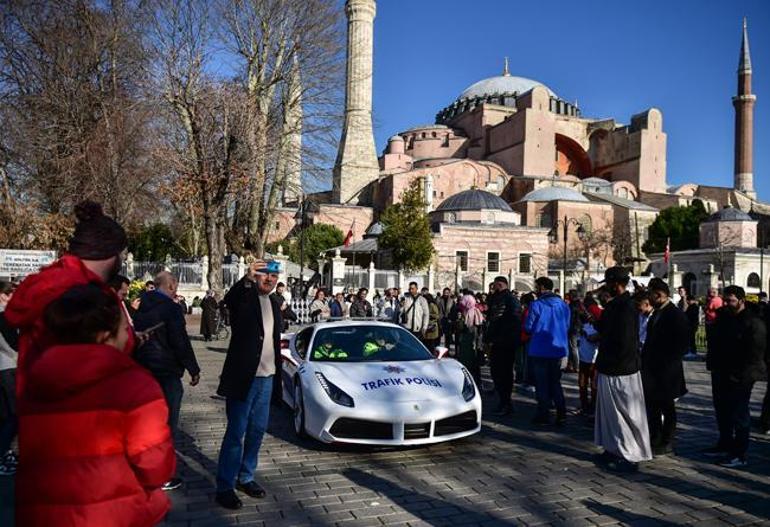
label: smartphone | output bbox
[143,321,165,335]
[257,260,281,274]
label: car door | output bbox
[285,326,313,404]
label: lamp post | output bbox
[294,195,307,298]
[549,216,586,293]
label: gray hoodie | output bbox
[0,305,18,371]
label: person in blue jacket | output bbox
[525,276,571,425]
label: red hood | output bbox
[5,254,103,330]
[26,344,134,401]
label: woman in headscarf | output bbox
[200,291,218,341]
[457,294,485,384]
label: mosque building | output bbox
[272,0,764,293]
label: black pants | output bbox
[490,343,514,408]
[646,398,676,447]
[712,371,753,458]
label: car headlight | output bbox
[315,372,355,407]
[461,368,476,402]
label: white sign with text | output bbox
[0,249,56,277]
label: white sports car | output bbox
[280,320,482,445]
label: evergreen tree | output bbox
[266,223,344,269]
[642,200,709,253]
[379,179,434,272]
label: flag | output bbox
[343,220,356,247]
[664,237,670,264]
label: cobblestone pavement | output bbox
[3,332,770,526]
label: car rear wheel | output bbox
[293,380,307,438]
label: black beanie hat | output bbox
[68,201,128,260]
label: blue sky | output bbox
[368,0,769,199]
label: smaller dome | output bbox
[365,222,384,237]
[581,177,612,187]
[706,207,753,222]
[436,189,513,212]
[520,187,589,203]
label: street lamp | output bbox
[293,194,307,298]
[548,216,586,293]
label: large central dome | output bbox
[459,74,557,100]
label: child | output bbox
[16,283,175,526]
[577,312,599,417]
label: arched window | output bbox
[747,272,761,289]
[538,213,552,229]
[580,214,593,236]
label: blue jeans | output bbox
[216,376,273,492]
[531,356,566,418]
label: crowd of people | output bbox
[0,201,769,524]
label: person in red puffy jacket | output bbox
[16,283,175,527]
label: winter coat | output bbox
[595,292,641,376]
[641,302,689,402]
[350,299,373,318]
[217,277,283,402]
[134,291,200,379]
[438,296,455,320]
[17,343,174,527]
[200,296,218,336]
[708,306,767,384]
[524,292,570,359]
[485,290,521,348]
[4,255,135,395]
[424,302,441,340]
[401,294,430,334]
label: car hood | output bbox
[312,359,466,403]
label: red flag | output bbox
[664,237,670,264]
[343,220,355,247]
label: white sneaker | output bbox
[718,456,747,468]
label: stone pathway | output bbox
[158,337,770,526]
[2,332,770,526]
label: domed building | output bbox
[269,1,763,294]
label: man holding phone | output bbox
[215,258,283,510]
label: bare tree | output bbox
[0,0,157,227]
[217,0,343,255]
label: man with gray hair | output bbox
[134,270,201,491]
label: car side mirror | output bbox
[434,346,448,359]
[281,348,299,367]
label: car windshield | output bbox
[310,325,433,362]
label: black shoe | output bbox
[605,458,639,473]
[216,490,243,509]
[237,480,267,498]
[555,412,566,427]
[161,478,182,491]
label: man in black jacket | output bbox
[133,271,201,491]
[594,267,652,472]
[215,259,283,509]
[705,285,766,468]
[642,278,689,457]
[485,276,521,416]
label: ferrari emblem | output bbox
[383,365,405,374]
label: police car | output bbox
[280,320,482,445]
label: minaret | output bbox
[332,0,379,205]
[733,17,757,198]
